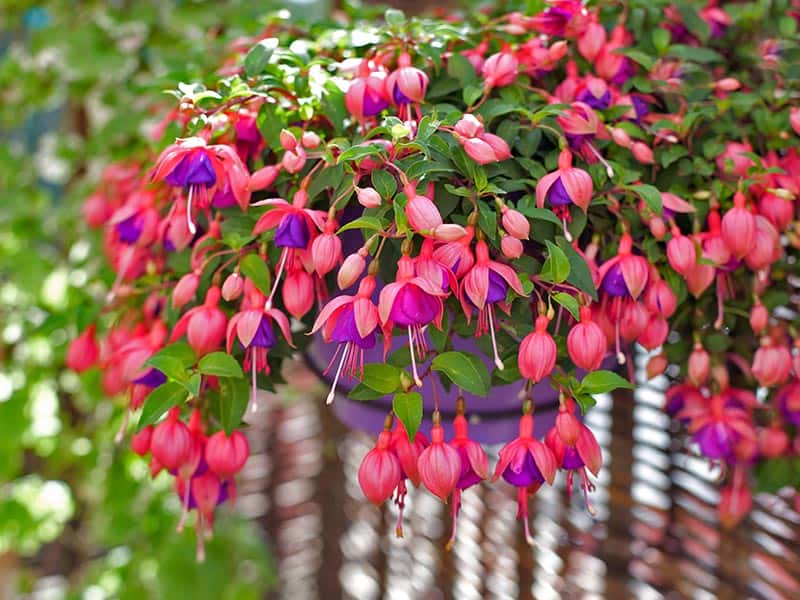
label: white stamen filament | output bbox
[562,217,573,242]
[196,517,206,563]
[186,186,197,235]
[114,408,130,444]
[409,326,423,387]
[265,247,289,310]
[487,307,504,370]
[327,342,350,405]
[587,142,615,178]
[251,348,258,413]
[177,480,191,532]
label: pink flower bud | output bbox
[752,341,791,387]
[150,407,192,472]
[481,51,518,89]
[714,78,740,91]
[301,131,321,148]
[356,186,382,208]
[501,234,523,259]
[283,266,315,319]
[280,129,297,151]
[248,165,281,191]
[282,148,306,174]
[666,231,697,275]
[221,272,244,302]
[578,21,607,62]
[567,307,606,371]
[454,114,484,138]
[405,187,443,232]
[463,137,500,164]
[759,425,789,458]
[358,430,402,505]
[716,141,754,177]
[83,193,111,228]
[338,251,367,290]
[431,224,467,242]
[688,343,710,387]
[637,317,669,350]
[685,262,716,298]
[418,423,461,501]
[131,425,153,456]
[610,127,632,148]
[758,192,794,231]
[310,227,343,277]
[172,271,200,309]
[718,483,752,528]
[66,325,99,373]
[749,302,768,334]
[631,142,654,164]
[791,107,800,136]
[744,215,781,270]
[644,279,677,318]
[500,206,529,241]
[721,193,756,259]
[479,133,512,161]
[519,315,556,383]
[646,353,667,379]
[649,217,666,240]
[205,430,250,478]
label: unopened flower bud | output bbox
[221,272,244,301]
[338,251,367,289]
[301,131,321,148]
[501,234,523,258]
[357,186,382,208]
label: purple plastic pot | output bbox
[305,331,560,443]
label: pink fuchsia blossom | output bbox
[418,419,461,501]
[458,240,526,369]
[67,325,99,373]
[170,286,227,357]
[359,426,402,505]
[567,306,606,371]
[311,276,380,404]
[378,255,447,386]
[536,149,593,240]
[519,315,557,383]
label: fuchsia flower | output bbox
[418,419,461,501]
[433,225,476,278]
[567,306,606,371]
[345,61,390,124]
[311,276,380,404]
[545,399,602,513]
[679,394,756,463]
[388,424,430,536]
[597,234,649,300]
[282,256,314,319]
[528,0,587,37]
[481,49,518,90]
[536,149,593,239]
[446,399,488,548]
[359,425,402,505]
[721,192,756,259]
[752,338,792,387]
[226,280,294,405]
[205,430,250,480]
[151,407,192,472]
[66,325,99,373]
[415,238,458,292]
[459,240,526,369]
[151,137,250,234]
[385,53,428,109]
[519,315,557,383]
[378,255,447,386]
[404,182,443,233]
[170,286,227,357]
[493,409,557,543]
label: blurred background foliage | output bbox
[0,1,295,596]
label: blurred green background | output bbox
[0,2,301,597]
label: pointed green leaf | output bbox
[198,352,245,379]
[244,39,277,77]
[629,184,663,214]
[540,240,570,284]
[552,292,580,320]
[371,169,397,200]
[137,382,187,431]
[557,237,598,300]
[431,351,490,396]
[218,377,251,435]
[337,216,385,234]
[393,392,423,442]
[348,383,388,401]
[579,370,634,395]
[361,363,403,394]
[239,254,271,296]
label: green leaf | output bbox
[552,292,580,320]
[428,316,450,353]
[198,352,245,378]
[179,373,202,397]
[348,383,388,401]
[144,354,189,382]
[218,378,250,435]
[137,382,187,431]
[361,363,403,394]
[580,370,633,395]
[463,83,483,106]
[630,184,663,214]
[337,142,387,164]
[146,342,196,368]
[371,169,397,199]
[557,237,598,300]
[540,240,570,284]
[754,457,800,493]
[393,392,423,442]
[574,393,597,414]
[447,53,477,86]
[239,254,271,296]
[244,39,277,77]
[385,8,405,26]
[518,205,563,227]
[431,351,490,396]
[614,48,655,70]
[337,216,385,234]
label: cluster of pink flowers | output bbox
[67,0,800,549]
